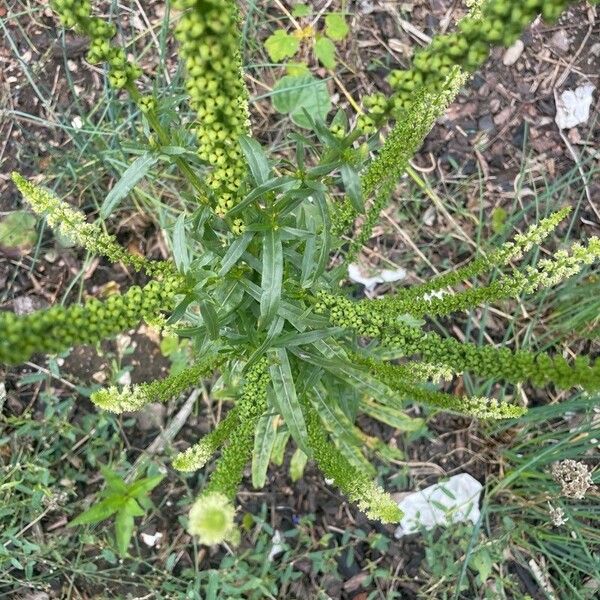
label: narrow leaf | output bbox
[101,153,158,218]
[259,228,283,328]
[304,193,331,286]
[99,465,127,494]
[300,214,317,287]
[218,231,254,276]
[128,474,164,499]
[289,448,308,482]
[271,430,290,466]
[252,412,279,488]
[70,496,124,526]
[239,135,271,186]
[269,348,309,454]
[341,164,363,211]
[123,497,145,518]
[172,213,190,273]
[115,509,134,557]
[198,300,219,339]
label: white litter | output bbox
[140,531,163,547]
[555,85,596,129]
[348,263,406,291]
[394,473,483,538]
[268,530,285,561]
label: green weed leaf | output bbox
[115,509,134,557]
[218,231,254,276]
[325,13,349,41]
[271,74,331,129]
[172,213,190,273]
[70,496,125,526]
[265,30,300,62]
[128,474,164,499]
[315,36,336,69]
[99,465,127,494]
[341,164,363,211]
[239,135,271,186]
[289,447,308,482]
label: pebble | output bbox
[478,114,495,134]
[136,402,166,431]
[549,29,570,53]
[502,40,524,66]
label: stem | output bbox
[126,85,211,204]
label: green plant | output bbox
[3,0,600,549]
[264,9,349,69]
[70,466,164,557]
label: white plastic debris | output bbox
[268,530,285,561]
[348,263,406,291]
[555,85,596,129]
[394,473,482,538]
[140,531,163,547]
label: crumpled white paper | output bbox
[555,85,596,129]
[394,473,483,538]
[348,263,406,291]
[268,530,285,561]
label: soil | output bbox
[1,1,599,598]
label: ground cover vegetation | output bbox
[1,0,599,597]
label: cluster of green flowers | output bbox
[359,0,582,129]
[12,173,174,278]
[51,0,141,89]
[358,356,525,419]
[174,0,250,216]
[0,276,182,365]
[375,236,600,318]
[315,290,600,392]
[186,359,269,545]
[172,408,240,471]
[303,399,402,523]
[340,71,465,256]
[92,357,219,413]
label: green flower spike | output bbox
[340,70,466,254]
[92,358,219,413]
[369,0,582,125]
[0,277,181,365]
[186,360,270,545]
[174,0,251,216]
[304,401,402,523]
[359,357,525,420]
[370,205,572,309]
[12,173,175,278]
[51,0,142,90]
[173,408,240,471]
[188,492,238,546]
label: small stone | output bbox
[494,107,511,127]
[549,29,570,53]
[136,402,166,431]
[502,40,524,66]
[478,114,495,134]
[13,295,47,315]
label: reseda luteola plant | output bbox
[4,0,600,546]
